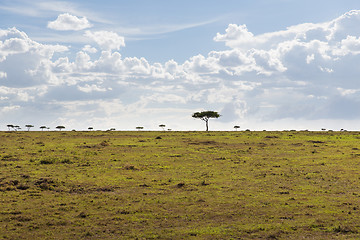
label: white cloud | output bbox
[306,54,315,64]
[319,66,334,73]
[3,10,360,130]
[0,27,68,88]
[74,51,93,70]
[214,24,255,47]
[48,13,92,31]
[1,105,20,113]
[84,30,125,51]
[333,35,360,56]
[0,71,7,78]
[82,44,97,53]
[123,57,151,74]
[77,84,109,93]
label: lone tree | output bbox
[40,126,47,131]
[192,111,220,131]
[234,125,240,131]
[25,125,34,131]
[88,127,94,131]
[56,126,65,131]
[136,126,144,131]
[159,124,166,131]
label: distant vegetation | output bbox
[55,126,65,131]
[25,125,34,131]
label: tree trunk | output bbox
[205,120,209,131]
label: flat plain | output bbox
[1,130,360,239]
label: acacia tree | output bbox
[40,126,47,131]
[136,126,144,131]
[56,126,65,131]
[234,125,240,131]
[192,111,220,131]
[159,124,166,131]
[25,125,34,131]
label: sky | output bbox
[1,0,360,131]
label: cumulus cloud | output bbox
[2,10,360,130]
[82,44,97,53]
[214,24,255,47]
[84,30,125,51]
[47,13,92,31]
[0,27,68,88]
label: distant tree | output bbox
[234,125,240,131]
[136,126,144,131]
[109,128,116,131]
[25,125,34,131]
[40,126,47,131]
[192,111,220,131]
[321,128,326,131]
[159,124,166,131]
[14,125,20,131]
[88,127,93,131]
[7,124,14,131]
[56,126,65,131]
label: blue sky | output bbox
[1,0,360,131]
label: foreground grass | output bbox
[1,130,360,239]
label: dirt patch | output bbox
[188,140,218,145]
[308,140,326,144]
[35,178,57,190]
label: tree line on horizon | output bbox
[6,124,66,131]
[4,110,249,132]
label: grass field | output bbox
[1,130,360,239]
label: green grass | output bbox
[1,130,360,239]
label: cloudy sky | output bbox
[1,0,360,131]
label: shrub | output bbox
[40,159,55,164]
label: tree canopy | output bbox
[192,111,220,131]
[56,126,65,131]
[25,125,34,131]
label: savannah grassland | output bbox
[1,130,360,239]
